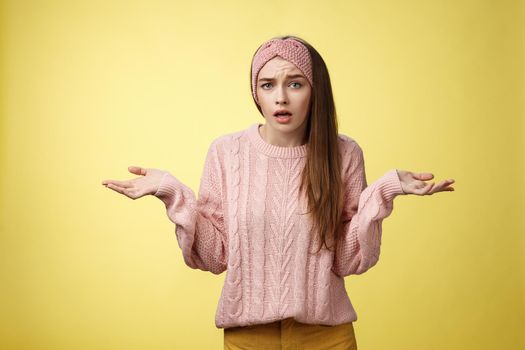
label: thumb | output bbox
[414,172,434,180]
[128,166,147,176]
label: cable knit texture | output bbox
[154,122,405,329]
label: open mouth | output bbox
[274,112,292,123]
[274,109,292,117]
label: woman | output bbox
[102,35,455,349]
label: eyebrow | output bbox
[258,74,306,82]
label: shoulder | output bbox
[337,132,365,181]
[205,126,248,160]
[337,132,363,158]
[208,123,255,154]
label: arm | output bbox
[332,142,405,277]
[154,140,228,275]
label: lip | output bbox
[273,108,292,116]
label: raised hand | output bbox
[395,170,455,196]
[101,166,167,200]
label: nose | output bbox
[275,86,288,105]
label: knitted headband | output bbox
[251,38,313,104]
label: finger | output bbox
[128,166,147,176]
[436,185,455,192]
[434,183,451,195]
[101,179,132,188]
[425,182,436,195]
[106,183,134,198]
[431,180,456,194]
[106,183,126,194]
[431,180,447,191]
[445,179,455,190]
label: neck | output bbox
[260,123,307,147]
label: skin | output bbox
[256,56,311,147]
[101,57,455,198]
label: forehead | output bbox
[258,56,303,78]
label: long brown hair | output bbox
[250,35,344,255]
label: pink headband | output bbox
[251,38,313,103]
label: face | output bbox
[256,56,312,142]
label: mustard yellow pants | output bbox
[223,317,358,350]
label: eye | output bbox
[260,82,302,89]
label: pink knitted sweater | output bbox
[154,122,405,329]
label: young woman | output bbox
[102,35,455,350]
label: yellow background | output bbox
[1,0,523,349]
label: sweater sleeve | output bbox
[332,141,405,277]
[153,140,228,275]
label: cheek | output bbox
[258,98,270,111]
[258,99,273,117]
[299,93,311,111]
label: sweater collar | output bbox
[247,123,308,158]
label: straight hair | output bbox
[250,35,344,255]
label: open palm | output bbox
[396,170,455,196]
[101,166,168,200]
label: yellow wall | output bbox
[1,0,523,349]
